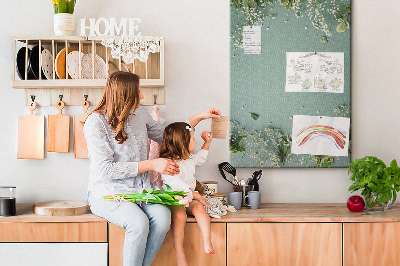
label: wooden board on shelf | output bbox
[33,201,88,216]
[47,101,70,153]
[17,102,44,159]
[74,101,89,158]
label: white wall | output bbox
[0,0,399,204]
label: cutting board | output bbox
[47,100,70,153]
[55,47,77,79]
[33,201,88,216]
[17,102,45,159]
[74,100,89,158]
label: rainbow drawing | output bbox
[296,125,346,150]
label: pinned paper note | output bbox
[243,26,261,54]
[285,52,344,93]
[291,115,350,157]
[211,116,229,139]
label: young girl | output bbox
[160,122,215,266]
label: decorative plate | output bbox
[66,51,84,79]
[41,49,54,80]
[81,53,107,79]
[29,45,46,79]
[16,47,36,80]
[55,47,77,79]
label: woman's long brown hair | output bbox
[91,71,140,144]
[160,122,192,160]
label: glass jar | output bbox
[0,186,16,216]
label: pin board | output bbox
[230,0,351,168]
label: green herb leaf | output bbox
[58,0,67,13]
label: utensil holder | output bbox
[234,185,254,207]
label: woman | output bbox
[84,71,221,266]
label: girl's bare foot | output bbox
[204,242,215,254]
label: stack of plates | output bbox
[16,45,53,80]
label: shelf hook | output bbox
[84,95,88,102]
[30,95,36,103]
[59,95,63,101]
[153,94,158,105]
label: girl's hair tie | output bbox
[186,125,192,132]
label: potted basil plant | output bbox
[348,156,400,214]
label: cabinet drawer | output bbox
[228,223,342,266]
[0,222,107,242]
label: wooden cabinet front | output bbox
[343,222,400,266]
[227,223,342,266]
[0,222,107,242]
[109,222,227,266]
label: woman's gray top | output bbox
[83,107,165,198]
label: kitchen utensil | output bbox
[17,102,44,159]
[227,192,242,210]
[74,100,89,158]
[47,100,70,152]
[81,53,107,79]
[234,184,254,207]
[34,201,88,216]
[245,191,261,209]
[29,45,46,79]
[55,47,77,79]
[16,47,36,80]
[67,51,84,79]
[41,49,54,79]
[248,170,262,191]
[218,162,238,186]
[0,186,16,216]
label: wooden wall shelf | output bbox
[11,36,165,106]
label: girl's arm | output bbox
[192,190,211,206]
[188,107,221,127]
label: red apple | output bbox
[347,196,365,212]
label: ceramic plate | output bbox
[108,60,131,74]
[16,47,36,80]
[55,47,77,79]
[41,49,54,80]
[29,45,46,79]
[67,51,84,79]
[81,53,107,79]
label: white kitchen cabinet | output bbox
[0,243,107,266]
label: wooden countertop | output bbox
[2,203,400,223]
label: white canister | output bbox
[203,181,218,195]
[54,13,75,36]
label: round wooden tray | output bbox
[33,200,88,216]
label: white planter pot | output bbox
[54,13,75,36]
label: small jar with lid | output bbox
[0,186,16,216]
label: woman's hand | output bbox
[152,158,180,175]
[189,107,222,127]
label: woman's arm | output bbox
[192,190,211,206]
[84,114,179,180]
[188,107,221,127]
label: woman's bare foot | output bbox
[204,242,215,254]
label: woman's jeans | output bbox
[88,192,171,266]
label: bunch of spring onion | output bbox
[102,184,191,206]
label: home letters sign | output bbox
[80,18,141,37]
